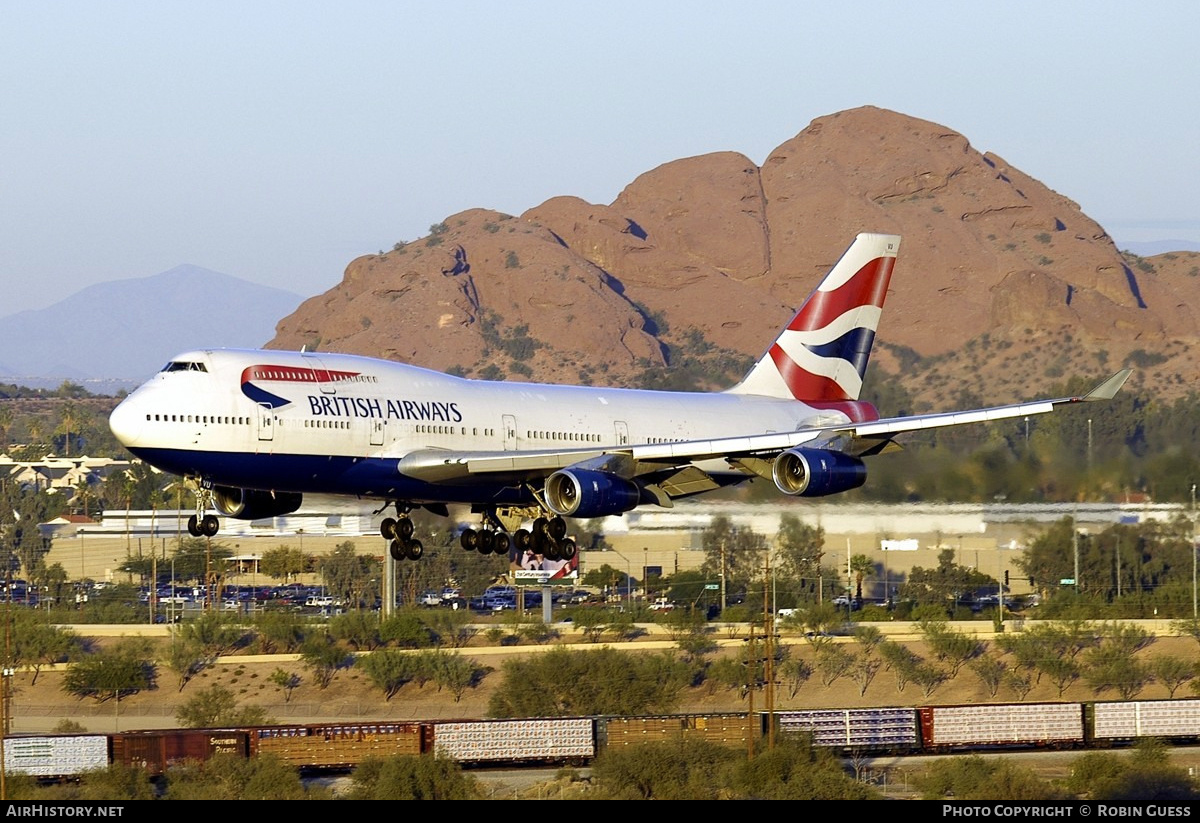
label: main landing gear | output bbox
[381,511,424,561]
[458,507,577,561]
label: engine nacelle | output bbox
[545,469,641,518]
[212,486,304,520]
[771,449,867,497]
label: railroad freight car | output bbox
[250,722,429,771]
[430,718,594,766]
[599,713,755,751]
[109,728,251,775]
[918,703,1086,751]
[1,734,109,778]
[1089,699,1200,746]
[774,708,921,752]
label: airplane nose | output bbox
[108,398,145,446]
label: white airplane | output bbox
[108,233,1131,562]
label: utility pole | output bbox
[763,552,775,751]
[720,538,727,615]
[745,623,755,761]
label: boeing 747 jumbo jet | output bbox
[109,233,1131,562]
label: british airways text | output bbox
[307,395,463,422]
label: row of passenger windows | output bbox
[526,431,602,442]
[303,419,350,430]
[139,414,635,444]
[147,414,249,425]
[413,425,496,436]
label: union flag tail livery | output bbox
[729,233,898,402]
[109,231,1130,563]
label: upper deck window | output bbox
[162,361,208,373]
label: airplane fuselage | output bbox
[109,348,860,507]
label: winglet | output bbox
[1083,368,1132,401]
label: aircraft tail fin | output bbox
[726,232,900,402]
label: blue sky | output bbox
[3,1,1198,315]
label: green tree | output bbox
[329,609,383,650]
[318,540,381,609]
[589,738,741,800]
[701,515,766,599]
[174,611,247,657]
[969,654,1008,697]
[174,683,274,728]
[268,667,302,703]
[849,553,874,603]
[299,635,352,688]
[920,619,985,677]
[162,752,320,800]
[916,754,1071,800]
[1151,654,1196,697]
[163,637,208,691]
[259,544,308,582]
[488,647,690,717]
[342,754,481,800]
[357,649,418,700]
[253,609,308,654]
[420,607,478,648]
[62,639,155,704]
[8,611,77,684]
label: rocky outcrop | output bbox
[269,107,1200,405]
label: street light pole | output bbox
[1192,484,1197,620]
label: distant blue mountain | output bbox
[0,265,304,390]
[1118,239,1200,256]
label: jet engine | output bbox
[771,449,866,497]
[212,486,304,520]
[545,468,641,518]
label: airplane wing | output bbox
[396,369,1132,498]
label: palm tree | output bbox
[850,553,875,604]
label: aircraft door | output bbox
[502,414,517,451]
[370,419,385,446]
[257,403,274,442]
[301,352,337,395]
[615,420,629,445]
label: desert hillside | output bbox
[267,106,1200,408]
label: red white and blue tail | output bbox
[726,233,900,402]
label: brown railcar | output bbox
[249,722,430,770]
[109,728,251,774]
[599,713,755,750]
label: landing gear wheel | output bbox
[479,531,496,555]
[381,517,397,540]
[390,539,405,561]
[201,514,220,537]
[549,516,567,541]
[544,541,561,562]
[533,517,549,539]
[514,528,531,551]
[559,538,577,560]
[493,532,511,555]
[187,515,201,537]
[405,539,424,560]
[397,518,414,541]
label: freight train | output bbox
[7,698,1200,779]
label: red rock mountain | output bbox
[267,106,1200,409]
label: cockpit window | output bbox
[161,361,208,373]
